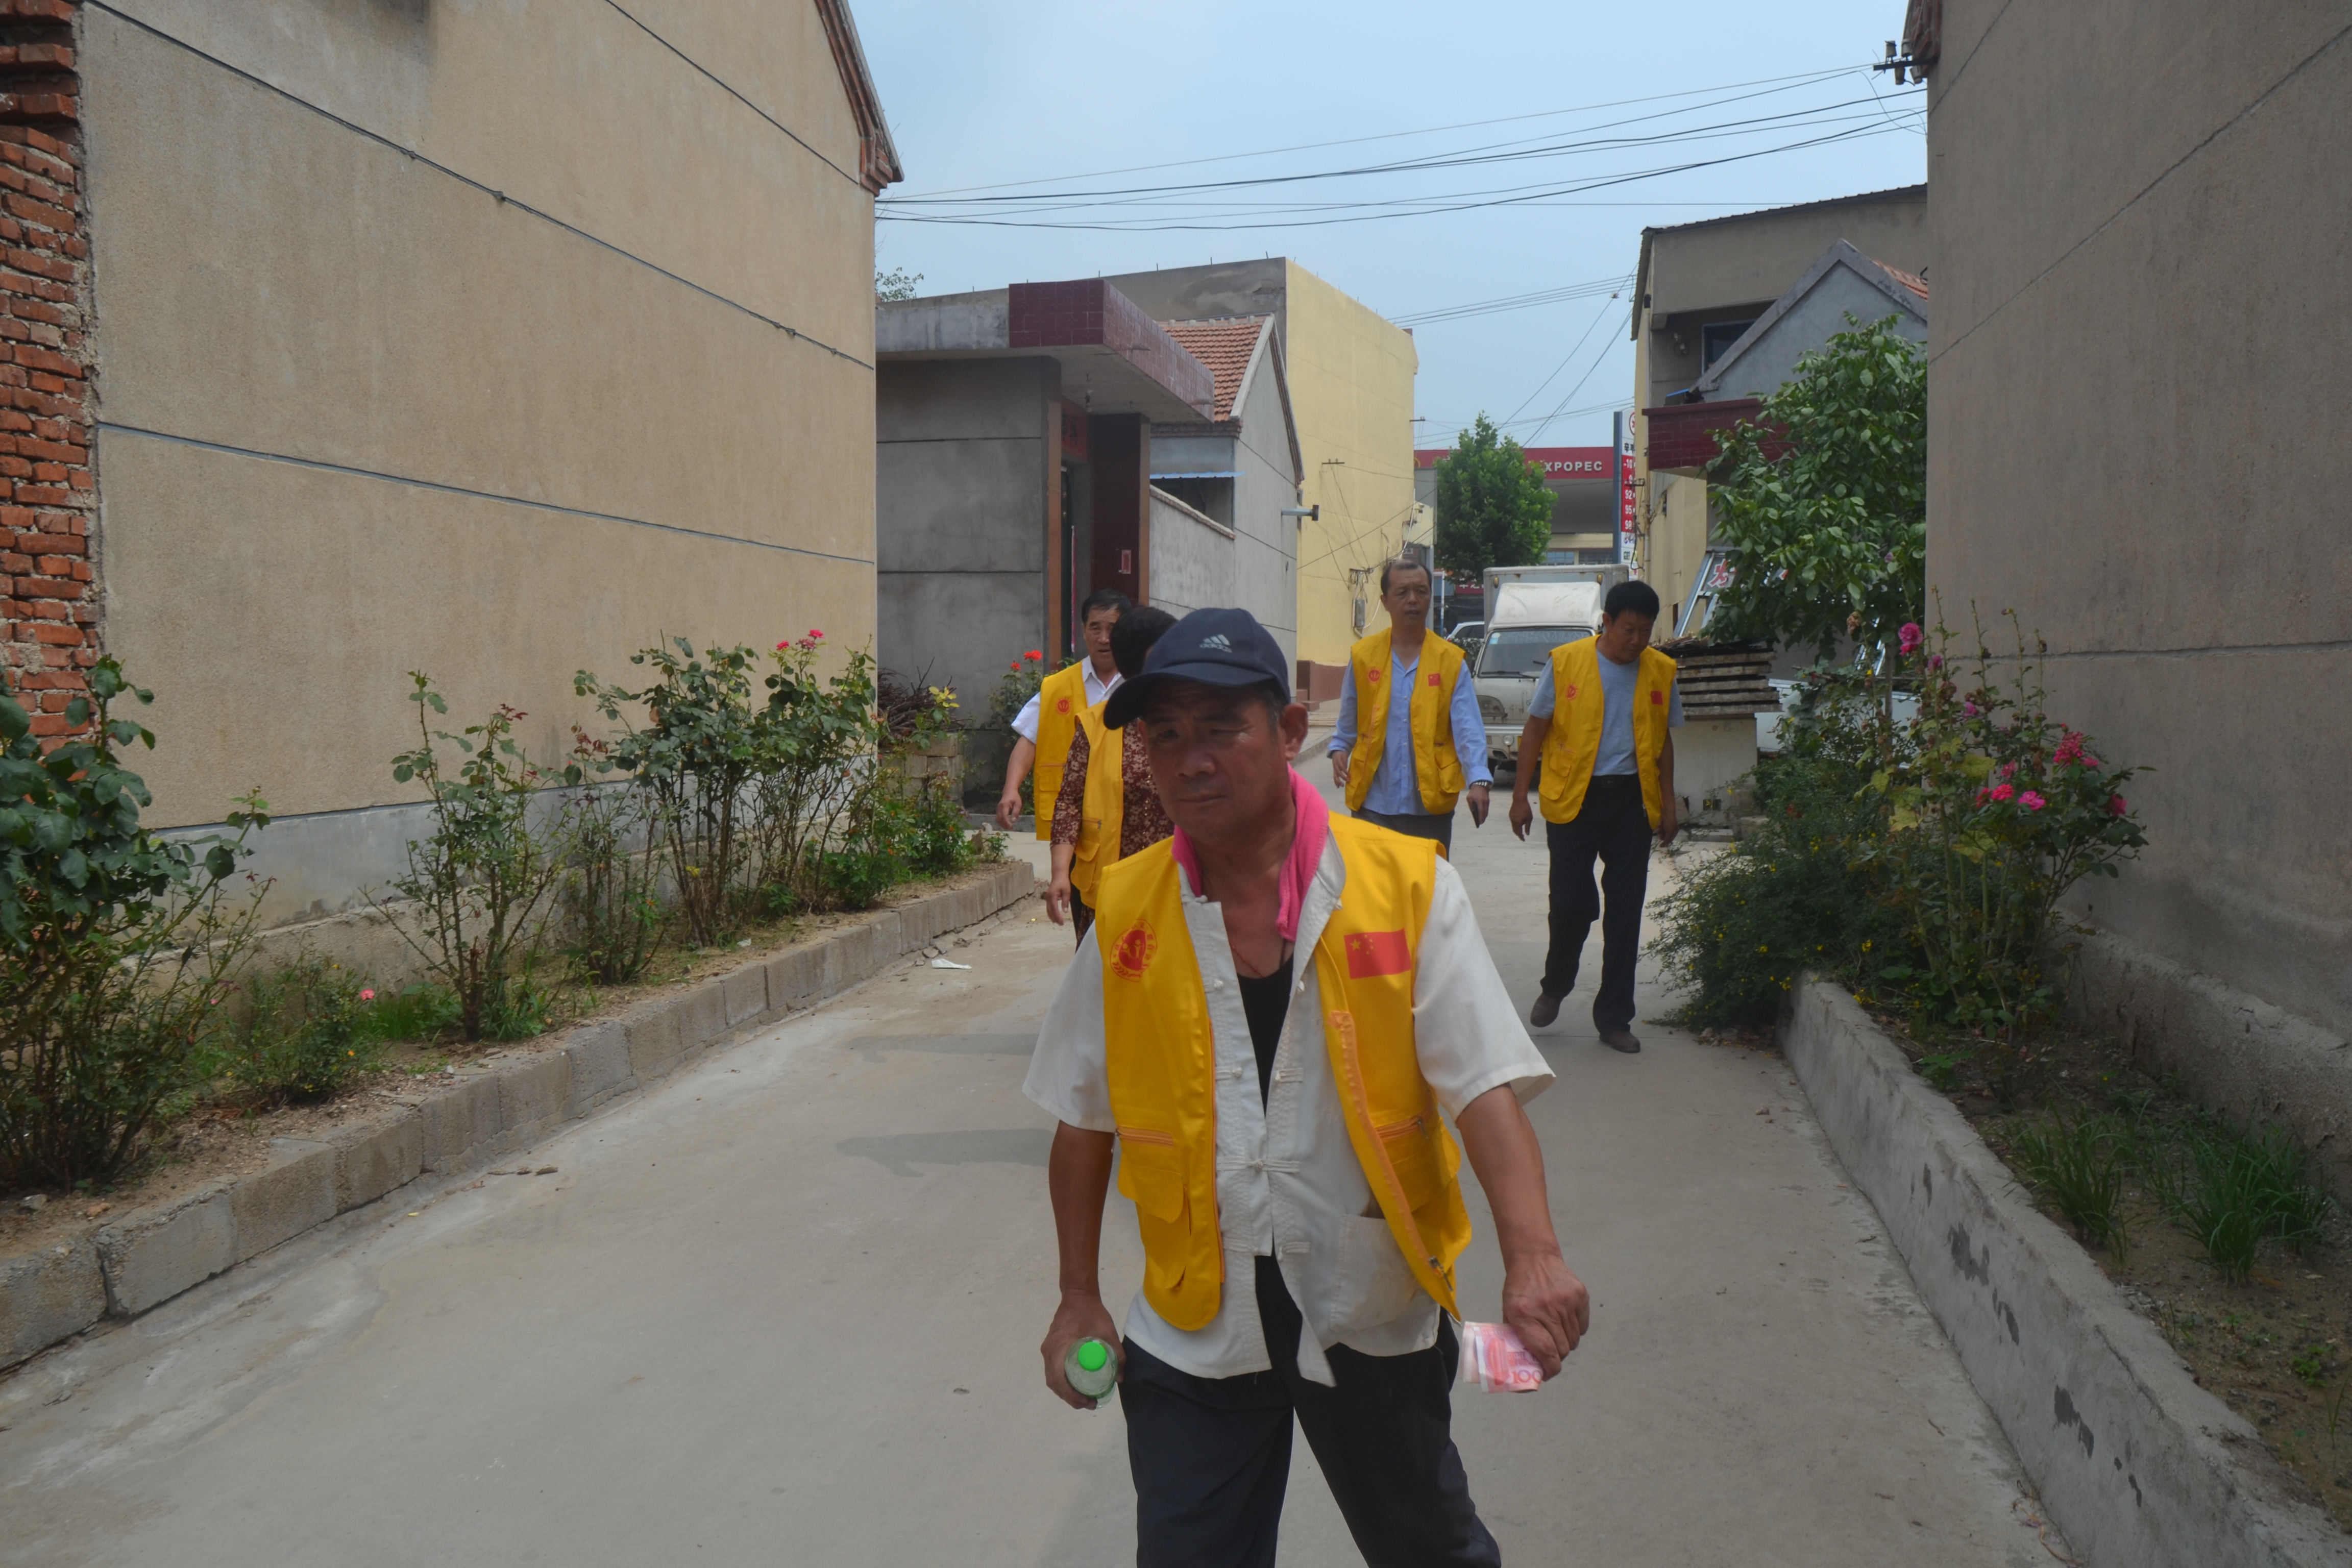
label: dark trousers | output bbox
[1071,886,1093,945]
[1352,805,1455,857]
[1540,774,1654,1031]
[1121,1257,1499,1568]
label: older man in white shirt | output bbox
[1027,606,1589,1568]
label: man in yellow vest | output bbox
[1507,580,1682,1054]
[1327,558,1491,854]
[1025,607,1590,1566]
[996,590,1131,834]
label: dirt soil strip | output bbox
[1781,978,2342,1568]
[0,862,1037,1371]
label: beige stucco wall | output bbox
[1282,261,1418,666]
[1924,1,2352,1041]
[83,4,879,878]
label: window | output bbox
[1701,319,1756,369]
[1153,476,1234,526]
[1476,625,1593,678]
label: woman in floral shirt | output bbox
[1046,606,1177,940]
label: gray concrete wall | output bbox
[876,357,1057,726]
[1641,190,1927,409]
[84,3,881,923]
[1146,488,1235,626]
[1924,6,2352,1048]
[1701,265,1927,401]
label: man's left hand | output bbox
[1657,797,1680,847]
[1500,1250,1590,1380]
[1465,782,1490,827]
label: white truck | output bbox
[1472,564,1632,770]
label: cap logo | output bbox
[1198,633,1233,652]
[1110,920,1158,981]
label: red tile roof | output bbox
[1872,259,1929,300]
[1158,316,1270,423]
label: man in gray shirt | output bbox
[1507,580,1682,1052]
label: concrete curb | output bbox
[2,861,1035,1371]
[1782,978,2344,1567]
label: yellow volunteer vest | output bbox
[1067,701,1125,902]
[1030,663,1093,840]
[1344,631,1468,817]
[1094,815,1472,1331]
[1536,639,1678,828]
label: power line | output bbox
[1500,295,1621,427]
[1393,273,1634,328]
[878,116,1919,233]
[891,66,1863,199]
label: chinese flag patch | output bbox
[1427,673,1441,687]
[1650,690,1664,705]
[1344,929,1411,978]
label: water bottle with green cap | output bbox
[1064,1336,1118,1402]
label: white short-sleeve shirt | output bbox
[1023,839,1551,1385]
[1010,662,1121,743]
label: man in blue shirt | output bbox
[1328,559,1491,854]
[1507,581,1682,1052]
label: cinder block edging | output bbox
[1,862,1035,1371]
[1782,977,2341,1567]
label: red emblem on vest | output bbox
[1343,929,1411,979]
[1111,922,1157,981]
[1650,690,1664,705]
[1056,697,1071,714]
[1427,674,1440,687]
[1564,684,1579,701]
[1365,669,1382,683]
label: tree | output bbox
[875,265,923,302]
[1706,315,1926,660]
[1433,414,1556,580]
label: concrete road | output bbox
[0,777,2065,1567]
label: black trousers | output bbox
[1540,774,1654,1031]
[1352,805,1455,857]
[1071,886,1094,945]
[1121,1257,1499,1568]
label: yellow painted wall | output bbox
[85,4,880,850]
[1281,262,1418,666]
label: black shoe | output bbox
[1529,993,1562,1028]
[1599,1028,1643,1054]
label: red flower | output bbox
[1897,622,1923,655]
[808,629,825,640]
[1987,782,2016,803]
[2109,794,2128,816]
[2019,790,2046,812]
[1025,650,1044,661]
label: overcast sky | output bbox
[855,0,1927,452]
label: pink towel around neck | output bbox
[1169,766,1330,942]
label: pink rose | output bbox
[2109,794,2128,816]
[808,629,825,640]
[1988,782,2016,803]
[1897,622,1923,655]
[360,989,376,1002]
[2019,790,2046,811]
[1964,701,1980,717]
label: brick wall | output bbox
[0,0,87,739]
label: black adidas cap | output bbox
[1102,607,1291,729]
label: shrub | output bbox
[579,640,767,947]
[373,674,567,1042]
[2172,1120,2335,1280]
[989,649,1054,818]
[1860,615,2149,1054]
[1651,693,1913,1025]
[216,950,382,1105]
[556,727,668,985]
[0,662,268,1189]
[749,634,896,914]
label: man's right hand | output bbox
[1509,794,1534,841]
[1329,750,1350,790]
[1043,870,1072,926]
[995,788,1024,831]
[1041,1291,1123,1409]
